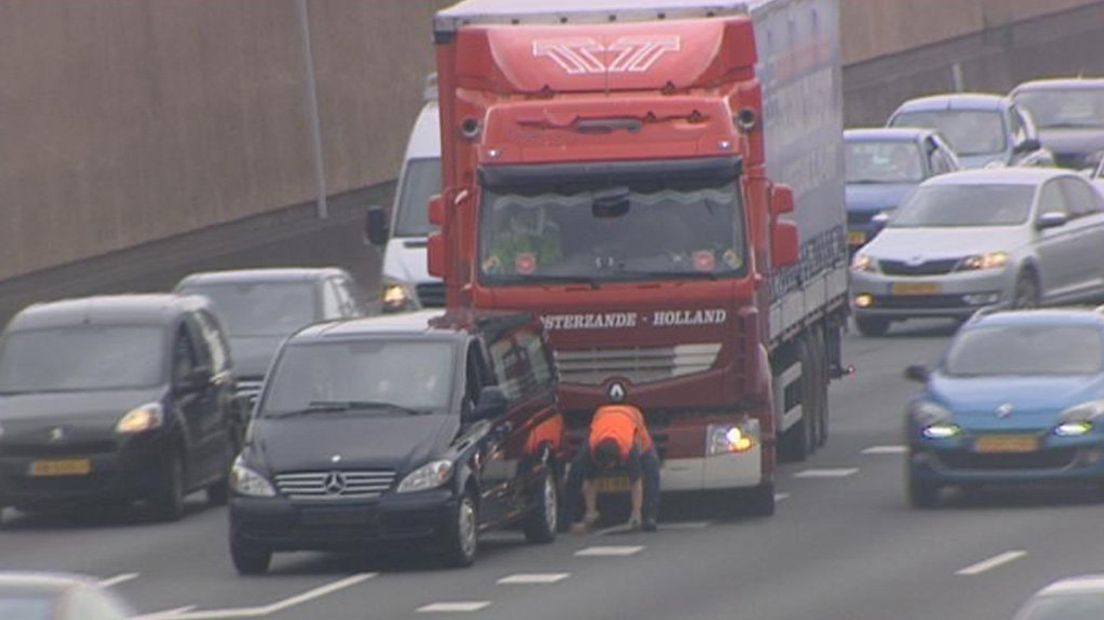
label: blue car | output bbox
[844,128,960,251]
[904,308,1104,508]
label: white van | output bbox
[366,75,443,312]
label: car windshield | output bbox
[1015,88,1104,129]
[260,339,455,416]
[393,158,442,237]
[0,326,165,393]
[179,282,317,338]
[846,140,926,183]
[944,325,1103,376]
[479,175,747,285]
[0,596,54,620]
[889,184,1035,227]
[1014,594,1104,620]
[891,109,1007,156]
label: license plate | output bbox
[891,282,941,296]
[301,508,370,526]
[974,435,1039,454]
[848,231,866,246]
[593,476,630,494]
[30,459,91,477]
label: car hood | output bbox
[928,374,1104,430]
[845,183,917,214]
[228,335,286,379]
[249,411,458,473]
[1038,128,1104,157]
[382,237,433,286]
[0,388,166,443]
[862,226,1025,261]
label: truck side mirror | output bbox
[427,233,449,279]
[428,194,445,227]
[770,184,794,217]
[365,207,389,246]
[771,221,800,268]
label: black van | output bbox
[0,295,244,521]
[228,309,565,573]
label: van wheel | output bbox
[230,536,272,575]
[523,470,558,544]
[150,451,185,522]
[855,317,890,337]
[443,491,478,568]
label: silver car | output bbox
[850,168,1104,336]
[1012,574,1104,619]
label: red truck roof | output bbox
[435,1,748,34]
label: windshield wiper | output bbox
[271,400,429,418]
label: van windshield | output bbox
[179,282,317,338]
[891,110,1007,156]
[0,326,165,393]
[393,158,442,237]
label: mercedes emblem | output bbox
[322,471,347,495]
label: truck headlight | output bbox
[230,455,275,497]
[707,420,758,455]
[397,460,453,493]
[958,252,1009,271]
[115,403,163,434]
[381,280,414,312]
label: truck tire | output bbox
[855,317,890,337]
[741,482,775,517]
[811,327,829,447]
[780,339,816,462]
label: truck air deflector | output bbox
[435,0,748,35]
[478,156,742,191]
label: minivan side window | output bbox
[487,334,526,403]
[514,327,555,392]
[194,310,230,373]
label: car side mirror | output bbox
[178,365,212,392]
[1036,211,1068,230]
[1016,137,1041,153]
[365,206,389,246]
[871,211,891,233]
[903,364,930,383]
[770,221,799,268]
[471,386,508,421]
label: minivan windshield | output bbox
[0,326,165,393]
[393,158,442,237]
[260,339,455,416]
[944,325,1103,376]
[891,110,1007,156]
[889,184,1035,228]
[1014,88,1104,129]
[179,282,316,337]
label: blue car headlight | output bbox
[1055,400,1104,436]
[909,401,960,439]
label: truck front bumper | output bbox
[662,447,763,491]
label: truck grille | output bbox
[416,283,446,308]
[555,343,722,386]
[274,470,396,500]
[879,258,960,276]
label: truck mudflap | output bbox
[662,448,763,492]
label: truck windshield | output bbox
[393,158,442,237]
[478,175,747,285]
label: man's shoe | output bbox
[642,518,658,532]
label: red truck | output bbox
[427,0,849,516]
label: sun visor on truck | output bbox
[478,156,743,191]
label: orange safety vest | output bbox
[588,404,655,462]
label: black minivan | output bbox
[229,309,565,573]
[0,295,244,521]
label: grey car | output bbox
[850,168,1104,336]
[0,572,133,619]
[1011,78,1104,170]
[1012,574,1104,620]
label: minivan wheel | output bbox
[523,471,558,544]
[151,451,185,522]
[230,536,272,575]
[855,316,890,337]
[443,492,478,568]
[1012,272,1039,309]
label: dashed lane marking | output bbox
[658,521,711,530]
[862,445,907,455]
[133,606,197,620]
[575,545,645,557]
[956,551,1027,576]
[98,573,139,588]
[794,468,859,478]
[134,573,376,619]
[417,602,492,613]
[497,573,570,585]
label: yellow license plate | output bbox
[892,282,941,296]
[30,459,92,477]
[974,436,1039,454]
[593,477,630,494]
[848,231,866,246]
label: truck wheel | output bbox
[442,491,478,568]
[811,327,829,447]
[780,340,816,462]
[743,482,776,517]
[855,317,890,337]
[523,470,558,544]
[907,470,941,509]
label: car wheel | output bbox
[907,471,941,509]
[855,317,890,337]
[230,535,272,575]
[523,470,558,544]
[443,491,478,568]
[151,450,186,522]
[1012,272,1040,309]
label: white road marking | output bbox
[497,573,570,584]
[862,445,907,455]
[575,545,644,557]
[418,601,492,613]
[98,573,139,587]
[140,573,377,619]
[956,551,1028,576]
[794,468,859,478]
[658,521,711,530]
[132,606,197,620]
[774,492,791,502]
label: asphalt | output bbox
[3,318,1103,620]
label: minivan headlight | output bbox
[381,280,414,312]
[115,403,163,434]
[230,455,275,497]
[397,460,453,493]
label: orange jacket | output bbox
[588,404,655,462]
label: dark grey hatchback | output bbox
[0,295,244,521]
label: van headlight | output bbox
[230,455,276,497]
[381,280,414,312]
[397,460,453,493]
[707,420,758,455]
[115,403,164,434]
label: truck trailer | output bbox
[427,0,849,515]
